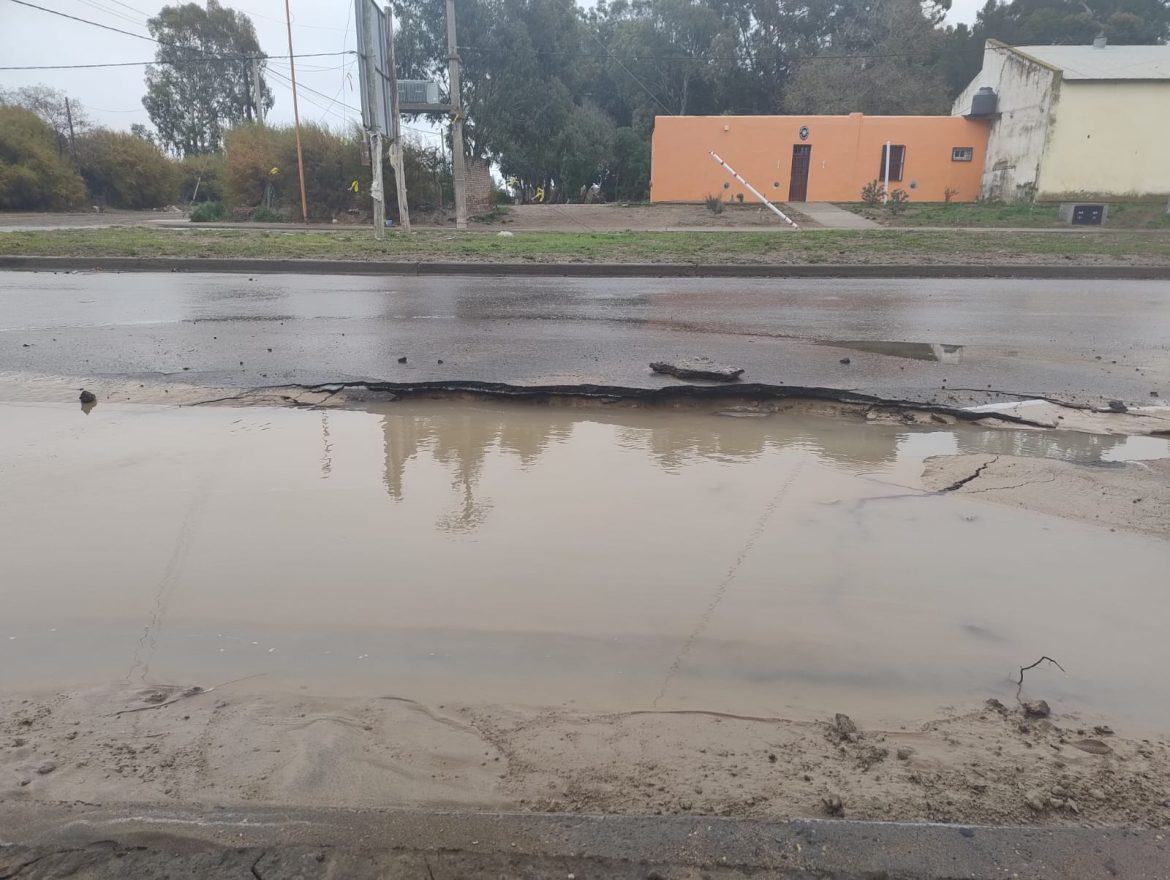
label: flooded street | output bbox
[3,399,1168,729]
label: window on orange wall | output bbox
[879,144,905,182]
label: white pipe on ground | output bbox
[708,151,799,229]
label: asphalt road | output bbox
[3,801,1167,880]
[1,270,1167,406]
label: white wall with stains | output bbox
[952,42,1060,201]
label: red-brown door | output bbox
[789,145,811,202]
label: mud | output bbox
[2,398,1169,827]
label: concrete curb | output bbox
[4,254,1170,279]
[1,801,1166,879]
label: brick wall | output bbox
[465,158,494,217]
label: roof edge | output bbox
[985,39,1065,75]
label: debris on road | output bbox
[650,358,743,382]
[822,794,845,816]
[1022,700,1052,719]
[78,390,96,404]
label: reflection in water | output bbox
[320,413,333,479]
[378,402,1158,534]
[823,340,965,364]
[382,409,572,533]
[954,427,1129,462]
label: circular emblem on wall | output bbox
[799,125,810,140]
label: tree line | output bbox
[3,0,1167,213]
[392,0,1168,201]
[0,87,450,219]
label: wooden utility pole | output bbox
[64,97,77,162]
[358,1,385,239]
[385,5,410,233]
[252,57,265,123]
[284,0,310,224]
[445,0,468,229]
[370,132,385,238]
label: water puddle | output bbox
[823,340,964,364]
[1,400,1168,727]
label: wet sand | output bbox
[3,683,1168,828]
[2,399,1169,826]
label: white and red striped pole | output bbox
[709,151,799,228]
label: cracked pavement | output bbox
[1,271,1168,407]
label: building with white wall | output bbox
[953,40,1170,201]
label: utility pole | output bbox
[358,1,385,239]
[445,0,468,229]
[385,5,410,233]
[284,0,310,224]
[64,97,77,163]
[252,57,265,123]
[242,61,254,122]
[371,132,385,239]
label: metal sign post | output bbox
[355,0,397,238]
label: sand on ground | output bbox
[2,685,1168,828]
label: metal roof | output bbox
[1013,44,1170,80]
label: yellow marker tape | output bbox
[348,179,359,193]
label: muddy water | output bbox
[1,400,1168,728]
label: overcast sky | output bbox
[0,0,986,136]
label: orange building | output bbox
[651,113,991,203]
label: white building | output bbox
[953,40,1170,201]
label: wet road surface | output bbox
[1,271,1168,405]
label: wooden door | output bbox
[789,145,811,202]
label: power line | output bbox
[457,44,936,64]
[585,31,673,115]
[103,0,149,15]
[73,0,149,28]
[5,0,158,42]
[73,0,150,30]
[0,51,356,71]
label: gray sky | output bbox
[0,0,985,135]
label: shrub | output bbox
[224,123,283,210]
[943,186,960,204]
[251,207,285,222]
[704,194,724,215]
[179,153,227,205]
[0,105,86,210]
[886,188,910,214]
[75,128,177,208]
[189,200,226,222]
[860,179,885,208]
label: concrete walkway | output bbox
[793,201,880,228]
